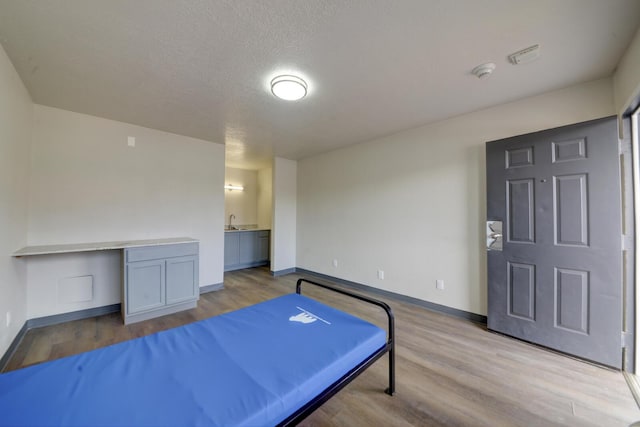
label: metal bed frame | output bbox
[278,278,396,426]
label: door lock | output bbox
[486,221,503,251]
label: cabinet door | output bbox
[257,232,270,262]
[126,259,165,314]
[166,255,198,305]
[239,232,257,264]
[224,233,240,269]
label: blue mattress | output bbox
[0,294,386,426]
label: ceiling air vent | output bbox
[508,44,540,65]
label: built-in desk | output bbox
[13,237,198,257]
[13,238,199,324]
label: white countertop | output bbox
[13,237,198,257]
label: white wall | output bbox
[297,78,615,316]
[26,105,225,318]
[224,167,258,227]
[272,158,297,273]
[0,43,32,355]
[614,26,640,114]
[257,167,273,229]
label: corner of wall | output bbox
[271,158,297,272]
[0,42,33,357]
[614,26,640,115]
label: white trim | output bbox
[631,108,640,374]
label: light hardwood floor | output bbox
[4,267,639,426]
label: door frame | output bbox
[630,109,640,373]
[619,113,636,373]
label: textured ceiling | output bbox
[1,0,639,169]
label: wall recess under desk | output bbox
[57,275,93,304]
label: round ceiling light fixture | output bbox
[270,75,308,101]
[471,62,496,79]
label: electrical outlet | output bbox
[332,259,338,268]
[6,311,11,327]
[436,279,445,290]
[377,270,385,280]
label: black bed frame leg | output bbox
[383,299,395,396]
[385,319,396,395]
[385,346,395,395]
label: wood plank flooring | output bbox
[4,267,639,426]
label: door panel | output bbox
[507,179,535,243]
[487,116,622,368]
[552,138,587,162]
[554,174,588,246]
[506,146,534,168]
[554,267,589,334]
[508,261,536,321]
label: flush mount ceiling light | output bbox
[270,75,307,101]
[224,184,244,191]
[471,62,496,79]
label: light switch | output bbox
[127,136,135,147]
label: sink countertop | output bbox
[224,228,271,233]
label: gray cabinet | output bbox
[224,233,240,269]
[127,259,165,313]
[224,230,270,272]
[166,255,198,305]
[239,232,257,264]
[123,242,199,324]
[257,231,269,262]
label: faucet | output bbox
[228,214,236,230]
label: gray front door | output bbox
[486,116,623,368]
